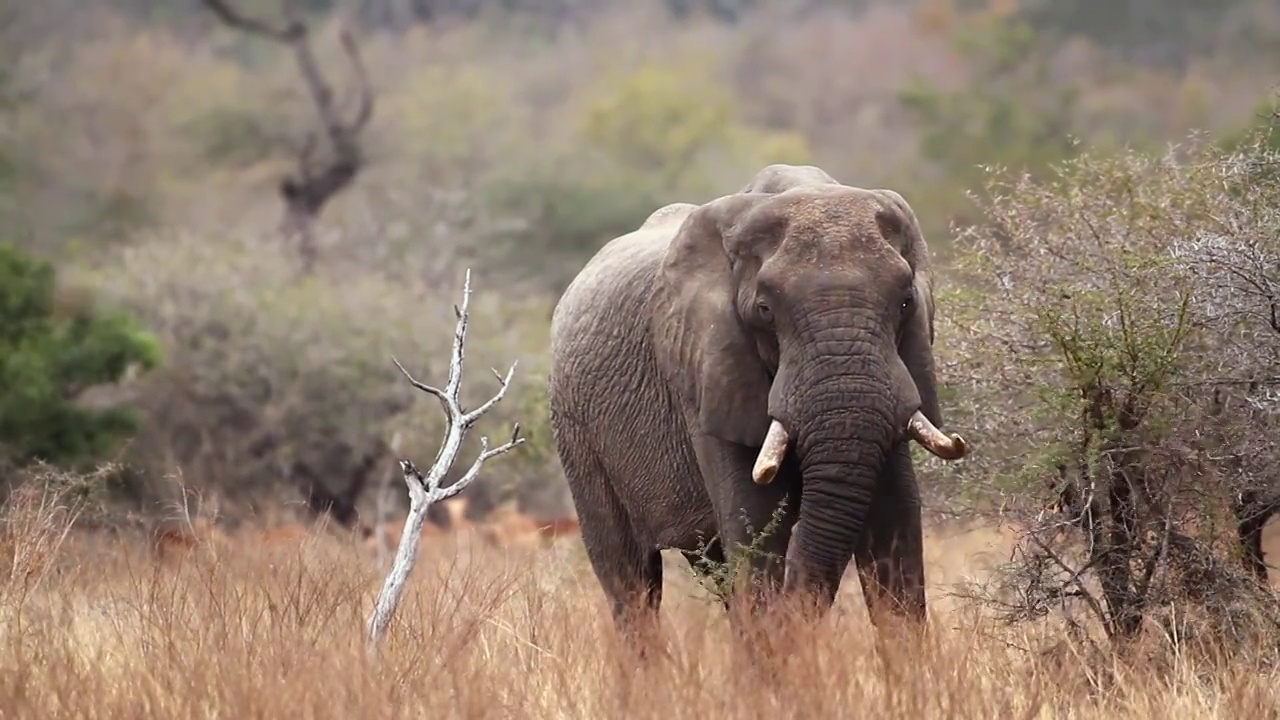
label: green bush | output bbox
[0,243,162,468]
[900,20,1080,178]
[1015,0,1259,69]
[181,106,296,168]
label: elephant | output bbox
[547,164,969,646]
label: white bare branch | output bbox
[366,269,526,653]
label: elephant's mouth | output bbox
[750,412,969,485]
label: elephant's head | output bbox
[651,180,968,601]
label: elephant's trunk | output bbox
[783,427,887,607]
[762,306,908,609]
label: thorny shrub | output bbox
[933,130,1280,663]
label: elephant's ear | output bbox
[650,193,776,448]
[871,189,943,428]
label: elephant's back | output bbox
[550,203,696,361]
[548,204,692,432]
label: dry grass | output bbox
[4,488,1280,720]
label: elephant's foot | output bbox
[607,594,668,666]
[606,622,673,714]
[863,589,927,627]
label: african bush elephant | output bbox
[547,164,969,643]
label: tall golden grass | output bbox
[2,483,1279,719]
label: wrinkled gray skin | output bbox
[548,164,956,643]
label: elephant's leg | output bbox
[582,500,663,645]
[556,430,664,652]
[693,435,799,614]
[852,443,927,626]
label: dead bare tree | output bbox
[365,269,525,652]
[200,0,375,274]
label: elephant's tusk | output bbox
[753,419,791,484]
[907,410,969,460]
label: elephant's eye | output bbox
[901,289,915,312]
[756,298,773,322]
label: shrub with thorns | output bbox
[936,131,1280,659]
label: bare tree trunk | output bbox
[1053,385,1148,643]
[1097,450,1142,640]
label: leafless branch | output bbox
[365,269,526,652]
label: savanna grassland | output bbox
[6,480,1280,719]
[7,0,1280,717]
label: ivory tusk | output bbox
[752,419,791,484]
[907,410,969,460]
